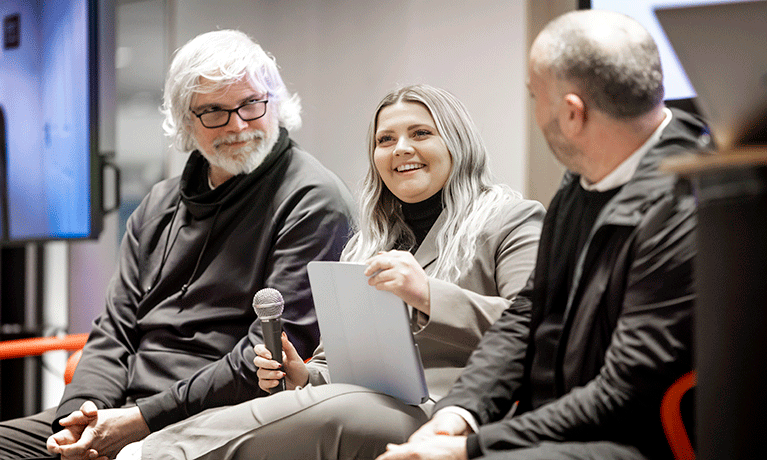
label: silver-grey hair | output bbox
[533,10,664,119]
[161,30,301,153]
[342,84,522,282]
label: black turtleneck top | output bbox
[398,191,444,252]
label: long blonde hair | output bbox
[342,84,521,282]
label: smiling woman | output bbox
[122,84,545,460]
[373,101,452,204]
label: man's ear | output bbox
[558,93,586,139]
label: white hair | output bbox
[162,30,301,153]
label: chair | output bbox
[0,333,88,384]
[661,370,696,460]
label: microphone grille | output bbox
[253,288,284,320]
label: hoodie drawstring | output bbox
[179,203,222,299]
[149,196,182,294]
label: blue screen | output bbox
[0,0,94,242]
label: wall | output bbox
[66,0,581,348]
[166,0,529,198]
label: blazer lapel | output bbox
[414,210,447,270]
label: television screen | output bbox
[0,0,101,243]
[581,0,751,103]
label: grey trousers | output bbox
[0,407,58,459]
[141,383,429,460]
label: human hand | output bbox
[254,332,309,392]
[48,404,150,460]
[365,250,430,314]
[375,435,469,460]
[408,411,471,443]
[47,401,100,459]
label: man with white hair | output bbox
[378,9,705,460]
[0,30,353,459]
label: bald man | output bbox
[378,10,707,460]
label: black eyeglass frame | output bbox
[190,99,269,129]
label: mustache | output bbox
[213,130,266,148]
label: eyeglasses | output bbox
[190,99,269,129]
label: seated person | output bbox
[378,10,704,460]
[0,29,354,460]
[118,84,546,460]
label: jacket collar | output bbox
[413,209,447,270]
[561,108,707,321]
[562,109,705,228]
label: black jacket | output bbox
[55,130,354,432]
[436,110,707,459]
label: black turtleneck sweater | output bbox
[398,191,444,252]
[530,182,621,408]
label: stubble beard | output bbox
[543,117,583,174]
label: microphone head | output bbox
[253,288,284,320]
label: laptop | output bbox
[306,261,429,405]
[654,1,767,152]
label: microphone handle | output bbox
[262,317,286,392]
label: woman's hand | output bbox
[365,250,430,315]
[254,333,309,392]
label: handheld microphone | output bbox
[253,288,286,393]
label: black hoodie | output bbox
[55,129,354,432]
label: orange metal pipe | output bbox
[0,333,89,360]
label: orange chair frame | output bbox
[0,333,88,384]
[661,370,697,460]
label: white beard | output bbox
[198,122,280,177]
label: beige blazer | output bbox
[306,196,545,401]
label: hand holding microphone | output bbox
[252,288,309,393]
